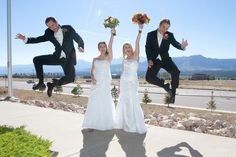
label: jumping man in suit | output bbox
[145,19,188,103]
[16,17,84,97]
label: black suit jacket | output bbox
[26,25,84,65]
[145,29,183,62]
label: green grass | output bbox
[0,125,52,157]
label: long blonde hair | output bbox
[122,42,134,59]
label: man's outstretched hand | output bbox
[78,47,84,53]
[16,33,26,41]
[181,39,188,50]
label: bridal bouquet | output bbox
[103,16,120,28]
[132,13,150,24]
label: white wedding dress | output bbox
[115,59,147,134]
[82,60,115,130]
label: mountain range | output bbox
[1,55,236,78]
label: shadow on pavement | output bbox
[49,150,59,157]
[115,130,147,157]
[157,142,203,157]
[79,130,114,157]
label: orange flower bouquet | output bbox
[132,13,150,24]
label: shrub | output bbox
[142,88,152,105]
[111,85,119,105]
[71,85,83,96]
[0,125,52,157]
[207,91,217,112]
[163,94,171,108]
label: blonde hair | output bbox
[122,42,134,59]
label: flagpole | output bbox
[6,0,14,100]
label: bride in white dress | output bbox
[82,29,116,131]
[115,24,147,134]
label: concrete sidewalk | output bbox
[0,101,235,157]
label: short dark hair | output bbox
[45,17,57,25]
[159,19,171,26]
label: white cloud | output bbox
[97,9,102,17]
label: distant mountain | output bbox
[0,59,91,75]
[1,55,236,78]
[112,55,236,72]
[75,59,91,71]
[109,55,236,78]
[173,55,236,71]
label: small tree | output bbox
[142,88,152,105]
[0,87,7,95]
[163,94,171,108]
[54,86,63,94]
[207,91,217,112]
[71,85,83,96]
[111,85,119,105]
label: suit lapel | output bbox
[153,30,159,49]
[48,29,61,48]
[160,32,169,48]
[160,38,166,48]
[157,29,166,49]
[61,25,67,47]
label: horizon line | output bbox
[1,54,236,67]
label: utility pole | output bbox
[4,0,18,101]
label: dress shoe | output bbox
[169,94,176,104]
[163,83,172,97]
[52,78,60,86]
[47,82,54,97]
[32,82,46,90]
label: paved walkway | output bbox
[0,101,236,157]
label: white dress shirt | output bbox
[156,31,163,59]
[24,27,66,59]
[54,27,66,59]
[157,31,163,47]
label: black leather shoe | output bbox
[47,82,54,97]
[32,82,46,90]
[52,78,60,86]
[163,83,172,97]
[170,94,176,104]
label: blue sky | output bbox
[0,0,236,66]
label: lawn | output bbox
[0,125,52,157]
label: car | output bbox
[26,80,35,84]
